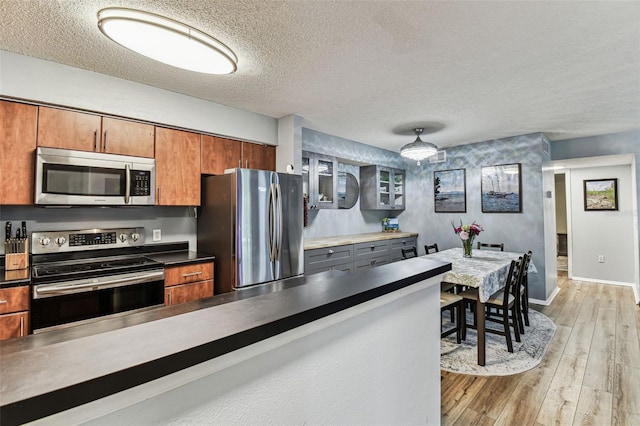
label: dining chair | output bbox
[424,243,439,254]
[477,242,505,251]
[460,257,523,353]
[517,251,533,329]
[440,292,464,344]
[401,246,418,259]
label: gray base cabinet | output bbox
[305,236,417,275]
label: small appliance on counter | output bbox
[4,221,29,270]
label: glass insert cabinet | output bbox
[302,151,338,209]
[359,165,405,210]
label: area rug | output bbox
[440,309,556,376]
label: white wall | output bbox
[569,165,635,284]
[34,278,442,425]
[0,50,278,145]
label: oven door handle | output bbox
[34,270,164,299]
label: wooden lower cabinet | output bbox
[165,280,214,306]
[304,236,418,276]
[0,312,29,340]
[0,285,30,340]
[164,262,214,306]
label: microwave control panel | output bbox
[131,170,151,196]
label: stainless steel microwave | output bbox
[35,147,156,206]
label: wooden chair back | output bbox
[401,246,418,259]
[477,242,505,251]
[424,243,439,254]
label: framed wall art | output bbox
[584,178,618,211]
[481,163,522,213]
[434,168,466,213]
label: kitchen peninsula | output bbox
[0,257,449,425]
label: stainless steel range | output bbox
[30,228,164,333]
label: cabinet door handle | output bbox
[328,249,333,255]
[238,160,241,168]
[0,300,7,304]
[103,130,108,151]
[157,187,161,204]
[168,290,172,306]
[182,271,202,277]
[20,316,24,336]
[94,130,98,151]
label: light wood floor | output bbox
[441,272,640,425]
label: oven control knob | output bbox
[55,237,66,246]
[119,233,128,242]
[130,232,140,241]
[38,237,51,247]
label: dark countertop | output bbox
[146,250,214,266]
[0,257,450,425]
[0,268,30,288]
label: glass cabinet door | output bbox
[302,151,338,209]
[317,158,335,206]
[378,168,391,207]
[392,170,405,209]
[302,156,310,199]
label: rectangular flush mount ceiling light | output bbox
[97,7,238,74]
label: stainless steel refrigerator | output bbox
[198,169,304,294]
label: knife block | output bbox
[3,239,29,270]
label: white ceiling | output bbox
[1,1,639,153]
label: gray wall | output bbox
[551,129,640,260]
[303,129,550,300]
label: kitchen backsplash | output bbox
[0,206,196,254]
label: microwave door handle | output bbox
[124,164,131,204]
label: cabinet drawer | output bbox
[0,286,29,314]
[354,256,391,271]
[0,311,29,340]
[165,280,214,306]
[165,262,214,286]
[304,245,354,270]
[305,260,354,275]
[389,237,418,262]
[353,240,390,261]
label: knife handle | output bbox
[5,222,11,241]
[21,221,27,239]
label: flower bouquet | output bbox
[452,220,484,257]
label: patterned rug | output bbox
[440,309,556,376]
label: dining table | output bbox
[425,247,538,366]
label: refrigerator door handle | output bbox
[275,183,283,260]
[268,183,277,262]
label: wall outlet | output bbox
[153,229,162,242]
[598,255,605,263]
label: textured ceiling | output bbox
[1,0,639,152]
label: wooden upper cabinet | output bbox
[37,106,101,152]
[155,127,201,206]
[37,106,154,158]
[0,101,37,205]
[101,117,154,158]
[242,142,276,171]
[201,135,242,174]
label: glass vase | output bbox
[462,238,473,258]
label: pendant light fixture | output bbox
[97,8,238,74]
[399,128,438,165]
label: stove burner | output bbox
[36,264,93,276]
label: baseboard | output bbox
[570,276,635,287]
[529,286,561,306]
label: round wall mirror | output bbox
[338,172,359,209]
